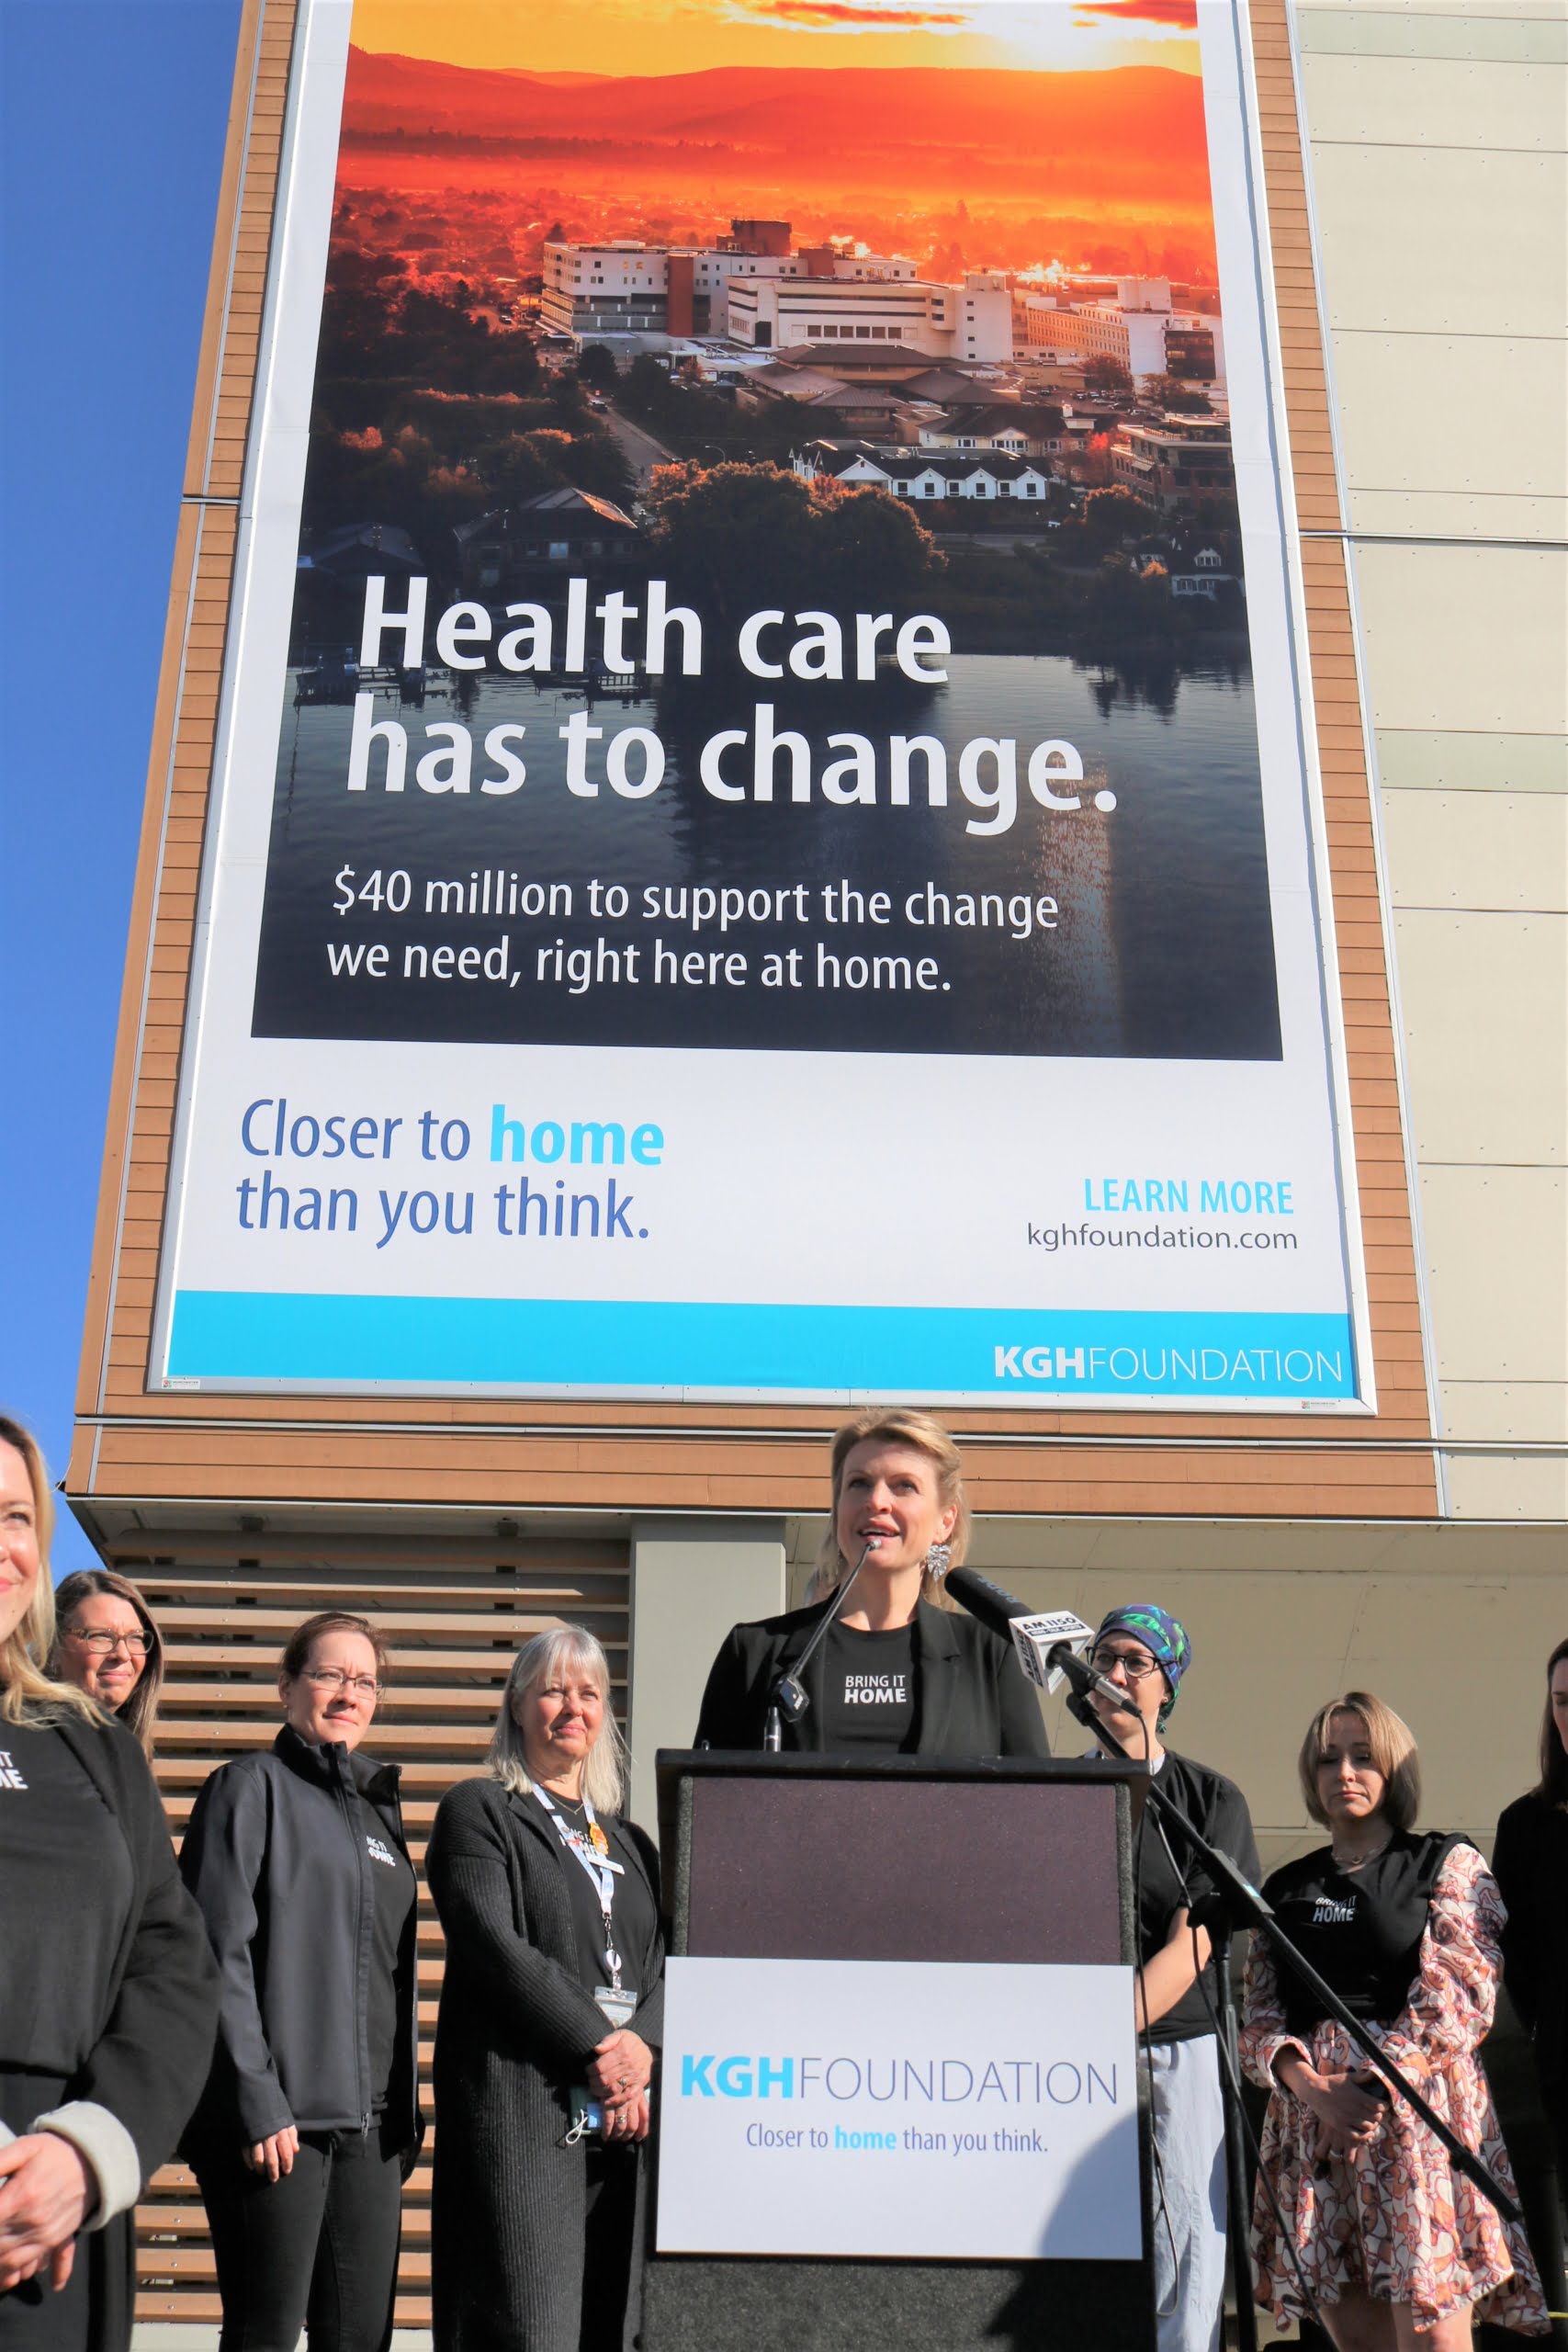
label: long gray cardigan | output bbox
[426,1775,664,2352]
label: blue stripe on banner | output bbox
[167,1293,1359,1399]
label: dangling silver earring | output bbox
[925,1543,953,1581]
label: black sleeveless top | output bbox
[1264,1829,1469,2040]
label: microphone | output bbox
[942,1567,1139,1715]
[763,1537,881,1748]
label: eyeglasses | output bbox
[304,1667,381,1700]
[68,1629,151,1657]
[1089,1646,1163,1683]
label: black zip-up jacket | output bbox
[179,1725,420,2150]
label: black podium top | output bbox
[656,1749,1139,1969]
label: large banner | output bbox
[153,0,1372,1408]
[657,1957,1140,2258]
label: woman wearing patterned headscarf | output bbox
[1083,1605,1258,2352]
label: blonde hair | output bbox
[1299,1690,1421,1834]
[487,1624,628,1815]
[0,1417,99,1728]
[806,1409,969,1611]
[51,1568,165,1759]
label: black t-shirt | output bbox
[537,1794,660,2002]
[821,1622,919,1754]
[1134,1749,1260,2044]
[1264,1829,1465,2038]
[0,1721,135,2075]
[358,1794,416,2109]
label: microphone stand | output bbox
[1209,1908,1259,2352]
[1077,1692,1523,2233]
[762,1540,879,1751]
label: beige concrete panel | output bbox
[953,1515,1568,1580]
[1298,5,1568,28]
[1345,1583,1547,1824]
[1439,1378,1568,1437]
[1395,911,1568,1163]
[1347,488,1568,537]
[1443,1446,1568,1515]
[1307,144,1567,338]
[1300,50,1567,148]
[1329,332,1568,504]
[1376,729,1568,793]
[1419,1165,1568,1380]
[1297,7,1568,62]
[1351,545,1568,736]
[628,1516,784,1831]
[1382,790,1568,910]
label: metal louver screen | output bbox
[108,1527,631,2329]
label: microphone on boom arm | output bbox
[762,1537,882,1751]
[941,1566,1138,1720]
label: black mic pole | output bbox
[1209,1913,1260,2352]
[1083,1693,1523,2230]
[762,1539,879,1751]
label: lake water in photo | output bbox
[250,647,1280,1061]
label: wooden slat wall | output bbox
[111,1530,629,2327]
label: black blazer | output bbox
[1493,1790,1568,2108]
[694,1596,1050,1757]
[426,1775,665,2352]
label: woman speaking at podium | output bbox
[694,1409,1048,1758]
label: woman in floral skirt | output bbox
[1240,1690,1548,2348]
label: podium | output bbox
[644,1751,1155,2352]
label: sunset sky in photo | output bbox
[351,0,1200,80]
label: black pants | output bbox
[581,2145,637,2352]
[193,2130,403,2352]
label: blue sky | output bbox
[2,0,241,1571]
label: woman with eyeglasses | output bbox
[49,1572,164,1762]
[1080,1605,1258,2352]
[178,1612,422,2352]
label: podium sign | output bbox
[646,1755,1154,2351]
[658,1955,1139,2260]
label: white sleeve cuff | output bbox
[31,2103,142,2228]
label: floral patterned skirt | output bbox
[1249,2018,1550,2335]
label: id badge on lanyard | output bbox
[532,1782,638,2021]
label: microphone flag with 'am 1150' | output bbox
[939,1568,1094,1694]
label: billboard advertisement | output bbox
[153,0,1372,1408]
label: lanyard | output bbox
[530,1781,626,1988]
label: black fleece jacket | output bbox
[179,1726,420,2150]
[0,1713,218,2352]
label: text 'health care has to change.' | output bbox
[345,576,1114,837]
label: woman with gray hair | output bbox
[426,1626,663,2352]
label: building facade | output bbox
[1024,277,1225,389]
[539,224,924,346]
